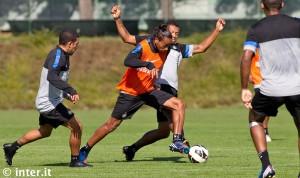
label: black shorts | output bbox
[111,89,174,120]
[252,91,300,126]
[157,84,178,122]
[39,103,74,128]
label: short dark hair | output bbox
[166,20,180,28]
[262,0,283,10]
[59,29,79,45]
[153,24,172,40]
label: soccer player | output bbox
[240,0,300,177]
[250,52,272,142]
[3,29,89,167]
[110,4,225,161]
[79,25,189,163]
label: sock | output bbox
[258,151,271,169]
[83,143,92,153]
[173,134,183,142]
[12,141,21,150]
[182,131,186,141]
[129,144,138,152]
[264,128,269,135]
[71,155,79,162]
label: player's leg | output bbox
[79,93,143,163]
[3,124,53,166]
[123,110,170,161]
[250,92,281,178]
[79,117,122,164]
[163,97,190,153]
[87,116,123,148]
[163,97,185,135]
[249,110,276,178]
[39,103,88,167]
[298,131,300,178]
[63,117,89,167]
[143,90,188,154]
[262,116,272,142]
[285,95,300,178]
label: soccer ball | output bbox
[188,145,209,163]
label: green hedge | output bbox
[0,30,246,109]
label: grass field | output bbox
[1,106,299,178]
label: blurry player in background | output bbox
[110,4,225,161]
[250,52,272,142]
[3,29,89,167]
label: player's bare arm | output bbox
[111,4,136,45]
[240,50,254,109]
[192,18,226,54]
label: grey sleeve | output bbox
[46,54,77,95]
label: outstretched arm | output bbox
[111,4,137,45]
[192,18,226,54]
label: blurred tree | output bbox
[0,0,31,19]
[37,0,77,19]
[161,0,174,20]
[79,0,94,20]
[215,0,300,17]
[0,0,77,20]
[96,0,181,19]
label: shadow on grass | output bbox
[40,156,187,166]
[41,163,69,166]
[113,156,187,163]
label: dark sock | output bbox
[258,151,271,169]
[11,141,21,150]
[71,155,79,162]
[173,134,183,142]
[130,144,138,152]
[83,143,92,153]
[264,128,269,135]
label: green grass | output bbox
[0,106,299,178]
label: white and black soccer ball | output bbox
[188,145,209,163]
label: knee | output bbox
[158,123,171,138]
[160,129,170,138]
[77,120,83,132]
[43,131,52,137]
[172,98,185,110]
[177,99,185,110]
[70,119,83,135]
[103,118,121,133]
[248,110,265,123]
[39,127,52,138]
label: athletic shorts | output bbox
[39,103,74,128]
[156,84,178,122]
[111,89,174,120]
[252,91,300,125]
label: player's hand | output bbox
[111,4,121,20]
[149,68,159,79]
[216,18,226,32]
[241,89,252,109]
[70,94,80,104]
